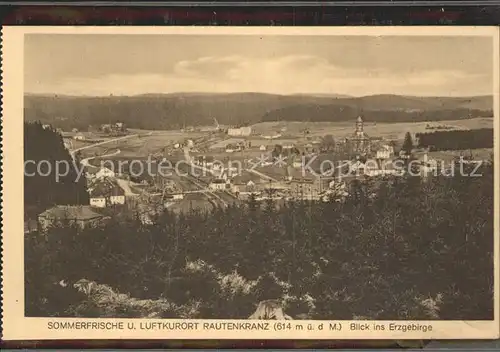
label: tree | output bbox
[402,132,414,155]
[271,144,283,159]
[320,134,336,152]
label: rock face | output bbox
[248,299,293,320]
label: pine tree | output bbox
[402,132,414,155]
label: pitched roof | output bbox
[84,165,100,175]
[39,205,104,221]
[231,172,261,185]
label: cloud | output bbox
[26,55,490,97]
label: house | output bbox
[376,145,394,159]
[291,156,303,168]
[230,173,260,194]
[227,128,242,137]
[196,155,215,168]
[165,193,184,200]
[100,124,112,132]
[362,159,404,177]
[209,178,230,191]
[289,176,328,200]
[225,143,242,153]
[73,132,86,141]
[38,205,108,231]
[95,167,115,179]
[101,122,125,134]
[227,126,252,137]
[240,126,252,136]
[259,145,267,151]
[63,140,73,150]
[232,180,256,195]
[89,179,126,208]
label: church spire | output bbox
[355,116,364,135]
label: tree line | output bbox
[25,94,492,131]
[416,128,494,151]
[262,105,491,124]
[25,162,494,320]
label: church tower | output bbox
[350,116,371,155]
[355,116,364,136]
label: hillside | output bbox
[24,93,493,130]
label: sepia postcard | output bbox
[2,26,499,340]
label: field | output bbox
[251,117,493,141]
[75,117,493,160]
[77,131,207,159]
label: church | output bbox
[347,116,371,155]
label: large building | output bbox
[289,176,332,200]
[227,126,252,137]
[347,116,371,155]
[38,205,109,232]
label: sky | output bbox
[24,34,494,97]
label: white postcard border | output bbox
[2,25,499,340]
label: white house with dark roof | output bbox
[376,144,395,160]
[209,178,230,191]
[89,179,126,208]
[230,172,260,195]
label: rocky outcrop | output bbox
[73,279,199,318]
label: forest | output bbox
[416,128,494,151]
[25,162,494,320]
[24,93,493,131]
[24,122,88,217]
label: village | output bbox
[29,115,463,234]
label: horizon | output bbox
[24,92,494,99]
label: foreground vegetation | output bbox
[25,162,494,320]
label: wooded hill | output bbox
[24,93,493,131]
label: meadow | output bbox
[251,117,493,141]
